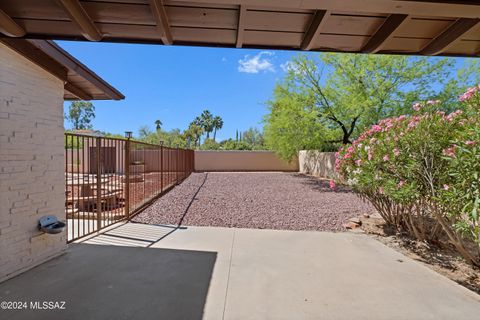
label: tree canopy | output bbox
[264,53,479,160]
[66,101,95,130]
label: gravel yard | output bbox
[133,172,376,231]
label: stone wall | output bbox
[0,43,66,282]
[298,151,339,179]
[195,151,298,172]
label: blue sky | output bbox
[58,41,302,141]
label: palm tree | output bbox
[154,119,162,131]
[200,110,214,139]
[212,116,223,141]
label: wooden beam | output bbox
[421,18,480,55]
[0,8,26,37]
[148,0,173,45]
[0,38,67,81]
[236,5,247,48]
[301,10,329,51]
[362,14,408,53]
[65,82,93,100]
[59,0,102,41]
[30,40,125,100]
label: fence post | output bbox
[176,144,179,185]
[124,131,132,219]
[160,140,164,193]
[95,137,102,228]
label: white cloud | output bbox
[280,61,292,72]
[238,51,275,74]
[221,57,227,62]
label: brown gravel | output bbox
[133,172,376,231]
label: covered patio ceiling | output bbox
[0,1,479,57]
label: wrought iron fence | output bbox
[65,132,194,242]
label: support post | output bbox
[160,140,164,193]
[176,144,179,185]
[95,137,102,227]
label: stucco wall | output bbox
[195,150,298,172]
[298,151,339,179]
[0,43,66,282]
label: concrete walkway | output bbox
[1,223,479,319]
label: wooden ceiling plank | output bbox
[362,14,408,53]
[170,0,480,19]
[0,8,26,37]
[65,82,93,100]
[421,18,480,55]
[301,10,329,51]
[59,0,102,41]
[149,0,173,45]
[236,5,246,48]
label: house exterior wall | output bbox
[194,150,298,172]
[0,43,66,282]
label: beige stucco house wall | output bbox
[195,150,298,172]
[0,43,66,282]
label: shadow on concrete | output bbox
[0,244,216,320]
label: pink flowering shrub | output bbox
[336,86,480,266]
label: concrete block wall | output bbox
[0,43,66,282]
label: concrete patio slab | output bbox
[1,223,479,320]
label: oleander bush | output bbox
[336,86,480,266]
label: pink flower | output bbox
[368,149,373,161]
[443,184,449,191]
[459,86,479,102]
[412,102,422,111]
[383,155,390,162]
[393,148,400,157]
[465,140,476,146]
[378,187,385,195]
[442,145,457,158]
[355,159,362,166]
[371,125,382,133]
[426,99,441,105]
[397,180,405,188]
[329,180,336,190]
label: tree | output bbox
[200,110,215,139]
[268,54,454,147]
[184,122,204,147]
[66,101,95,130]
[212,116,224,141]
[154,119,162,131]
[264,88,332,159]
[242,127,264,147]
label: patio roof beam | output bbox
[148,0,173,45]
[59,0,102,41]
[301,10,329,51]
[235,5,247,48]
[421,18,480,55]
[0,8,26,37]
[362,14,408,53]
[65,83,93,100]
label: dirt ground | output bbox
[359,215,480,295]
